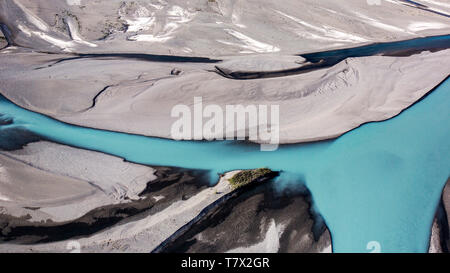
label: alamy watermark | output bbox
[170,97,280,151]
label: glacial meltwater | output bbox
[1,30,450,254]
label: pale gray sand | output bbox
[1,48,449,144]
[1,0,450,55]
[0,154,108,222]
[419,0,450,15]
[445,180,450,235]
[0,171,236,252]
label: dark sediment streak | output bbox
[216,34,450,80]
[0,167,211,244]
[214,59,325,80]
[0,37,7,50]
[153,172,331,253]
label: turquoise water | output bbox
[301,34,450,65]
[0,77,449,252]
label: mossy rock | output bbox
[228,168,273,190]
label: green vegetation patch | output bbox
[228,168,273,190]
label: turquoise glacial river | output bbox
[0,76,449,253]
